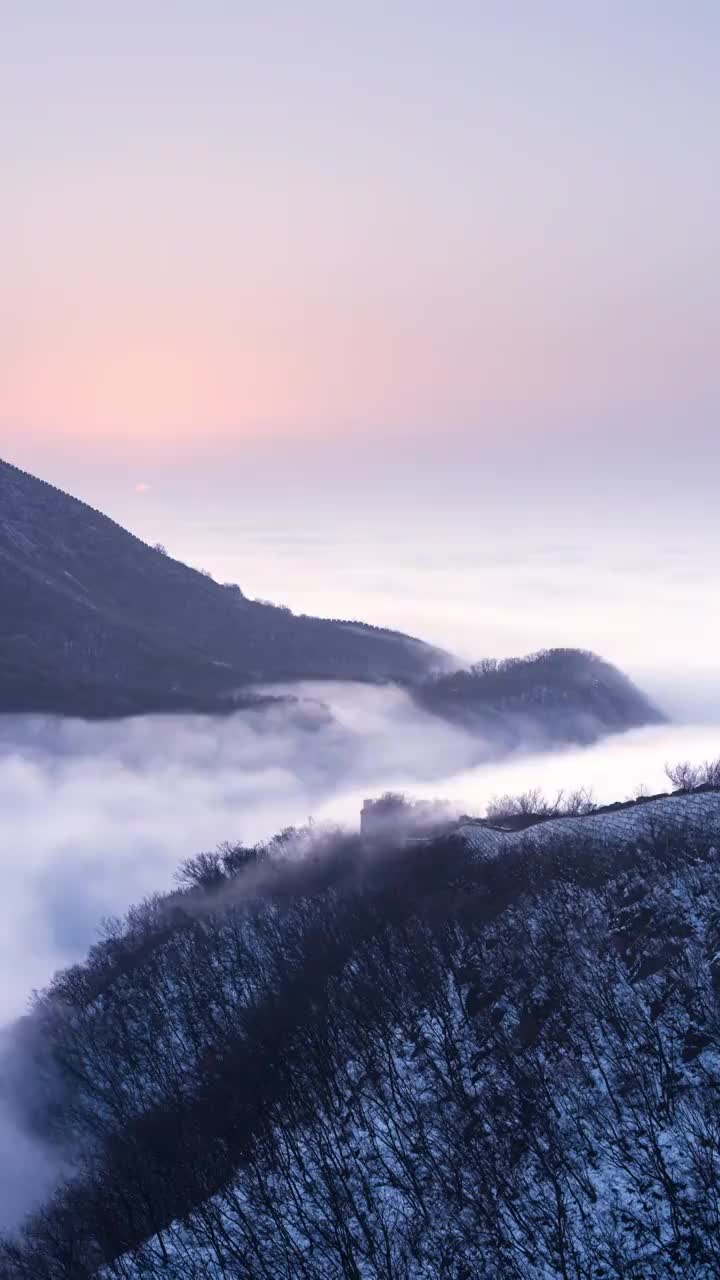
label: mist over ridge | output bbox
[0,677,716,1026]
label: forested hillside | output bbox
[1,462,666,746]
[0,459,443,715]
[2,785,720,1279]
[415,648,664,745]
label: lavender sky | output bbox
[2,2,719,691]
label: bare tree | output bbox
[664,758,720,791]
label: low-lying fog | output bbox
[1,681,719,1022]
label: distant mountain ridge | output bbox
[0,460,664,737]
[0,458,447,715]
[413,647,665,746]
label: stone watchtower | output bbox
[360,794,410,838]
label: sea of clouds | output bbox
[1,682,719,1024]
[0,680,719,1231]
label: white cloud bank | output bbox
[0,685,717,1232]
[0,685,718,1022]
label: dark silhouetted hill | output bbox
[414,647,664,747]
[0,459,446,715]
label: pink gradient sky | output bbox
[2,1,718,467]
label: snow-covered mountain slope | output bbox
[4,786,720,1278]
[457,789,720,858]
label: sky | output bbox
[1,1,719,688]
[2,2,718,456]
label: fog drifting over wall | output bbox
[1,682,719,1023]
